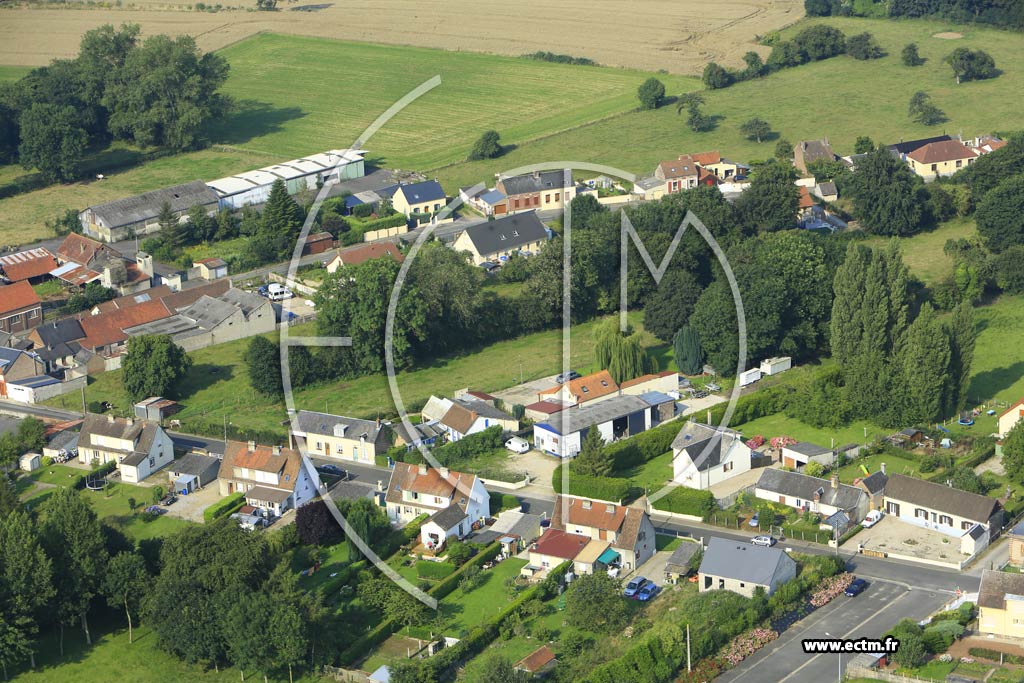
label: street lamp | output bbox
[825,632,841,682]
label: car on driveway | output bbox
[845,578,868,597]
[636,582,659,601]
[623,576,648,598]
[862,510,884,528]
[505,437,530,454]
[317,464,346,477]
[554,370,581,384]
[748,512,760,528]
[145,505,167,516]
[751,535,775,547]
[159,494,177,506]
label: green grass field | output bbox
[0,34,694,245]
[865,217,977,287]
[0,65,30,82]
[732,412,890,448]
[47,313,660,436]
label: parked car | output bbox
[159,494,177,506]
[623,576,648,598]
[505,437,530,454]
[862,510,884,528]
[748,512,760,528]
[636,582,659,601]
[845,578,868,597]
[267,283,293,301]
[316,464,346,477]
[144,505,167,516]
[480,261,500,273]
[257,285,269,297]
[751,535,775,547]
[554,370,581,384]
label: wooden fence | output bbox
[321,665,370,682]
[846,664,943,683]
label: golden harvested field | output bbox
[0,0,804,73]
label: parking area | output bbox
[492,375,559,409]
[625,549,675,587]
[679,393,728,418]
[851,515,965,566]
[161,485,224,523]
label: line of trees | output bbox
[0,23,230,182]
[806,0,1024,31]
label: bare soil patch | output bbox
[0,0,804,74]
[934,31,964,39]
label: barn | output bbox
[208,149,366,210]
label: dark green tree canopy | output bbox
[17,103,87,182]
[945,47,997,83]
[975,175,1024,252]
[735,161,799,233]
[901,42,925,67]
[846,32,884,60]
[122,334,193,402]
[246,335,283,397]
[468,129,502,161]
[740,117,772,143]
[702,62,733,89]
[848,147,930,236]
[636,77,666,110]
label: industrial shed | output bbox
[78,181,219,243]
[208,149,366,210]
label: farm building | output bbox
[78,181,219,243]
[207,149,366,210]
[0,248,57,284]
[533,394,669,458]
[134,396,181,421]
[0,282,42,334]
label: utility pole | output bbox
[686,624,691,672]
[223,416,228,445]
[80,385,87,416]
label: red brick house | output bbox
[0,281,43,333]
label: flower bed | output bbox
[721,627,779,667]
[809,572,854,607]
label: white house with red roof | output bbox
[1000,399,1024,439]
[384,462,489,548]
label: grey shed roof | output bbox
[428,504,469,530]
[786,441,832,457]
[499,170,571,195]
[816,181,837,195]
[698,537,796,586]
[462,211,549,257]
[452,398,515,421]
[87,180,217,229]
[966,523,986,540]
[296,410,384,441]
[170,453,221,477]
[216,288,267,316]
[979,569,1024,609]
[395,180,446,204]
[672,422,745,471]
[885,473,998,523]
[756,468,866,512]
[539,395,649,436]
[665,541,701,574]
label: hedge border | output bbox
[203,492,245,523]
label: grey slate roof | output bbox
[979,569,1024,609]
[87,180,217,229]
[756,468,866,512]
[786,441,832,457]
[797,139,836,165]
[887,135,952,156]
[665,541,701,574]
[395,180,446,204]
[539,395,649,436]
[816,181,837,196]
[672,422,745,471]
[967,523,986,540]
[428,504,469,530]
[698,537,796,586]
[859,471,888,495]
[330,480,377,502]
[169,452,221,477]
[34,319,85,347]
[462,211,549,258]
[884,473,999,523]
[296,410,384,441]
[80,413,162,456]
[452,398,515,422]
[499,170,571,196]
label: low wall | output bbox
[479,476,530,490]
[648,508,704,523]
[596,194,637,206]
[269,272,317,297]
[858,546,966,571]
[364,225,409,241]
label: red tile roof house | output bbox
[523,529,591,580]
[0,248,57,284]
[0,281,43,333]
[325,242,404,273]
[537,369,619,407]
[217,440,321,518]
[515,645,558,677]
[384,461,490,549]
[551,495,656,572]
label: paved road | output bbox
[716,578,950,683]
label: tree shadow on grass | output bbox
[967,361,1024,403]
[179,363,235,398]
[206,100,306,147]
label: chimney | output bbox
[418,463,428,475]
[830,473,839,490]
[880,462,887,475]
[272,445,281,456]
[247,440,256,451]
[136,251,154,278]
[107,414,115,423]
[439,467,450,478]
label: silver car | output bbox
[751,535,776,547]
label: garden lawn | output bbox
[182,236,252,264]
[732,412,889,449]
[46,313,656,436]
[437,558,528,637]
[0,33,693,245]
[864,217,977,287]
[617,450,674,494]
[968,295,1024,406]
[296,539,353,591]
[837,450,925,483]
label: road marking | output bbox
[773,591,913,683]
[853,574,956,594]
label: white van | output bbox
[267,283,293,301]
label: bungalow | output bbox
[451,211,550,266]
[998,399,1024,438]
[533,394,656,458]
[793,139,836,175]
[883,473,1001,551]
[664,541,702,584]
[905,139,977,180]
[551,495,656,572]
[523,529,590,579]
[438,398,519,441]
[495,170,576,215]
[755,469,870,525]
[698,536,797,597]
[384,461,489,529]
[292,410,390,464]
[978,570,1024,639]
[78,180,218,242]
[217,440,320,518]
[853,466,889,510]
[515,645,557,677]
[76,413,174,484]
[325,242,404,273]
[692,151,747,180]
[0,248,57,284]
[538,369,619,407]
[780,441,834,468]
[887,135,953,162]
[391,180,446,217]
[671,422,752,490]
[166,452,221,494]
[0,282,43,334]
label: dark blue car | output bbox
[636,582,658,602]
[845,578,868,597]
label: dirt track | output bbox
[0,0,804,73]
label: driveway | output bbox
[851,516,965,567]
[679,393,728,419]
[625,547,680,588]
[716,578,951,683]
[492,375,560,409]
[162,485,223,523]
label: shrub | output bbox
[351,203,374,218]
[203,492,245,522]
[416,560,456,580]
[652,487,717,517]
[606,420,680,471]
[551,466,633,503]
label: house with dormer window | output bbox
[217,440,320,517]
[384,462,490,549]
[550,495,656,572]
[451,211,550,265]
[77,413,174,484]
[291,410,391,464]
